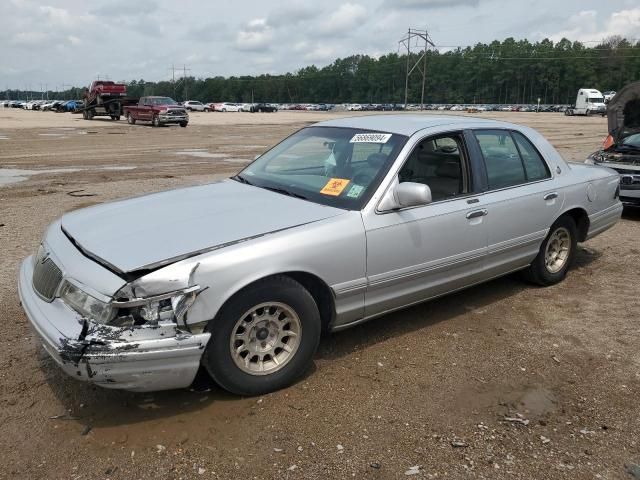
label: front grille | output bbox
[32,247,63,302]
[167,109,186,116]
[612,167,640,176]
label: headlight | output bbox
[60,281,116,324]
[111,285,201,327]
[61,280,200,328]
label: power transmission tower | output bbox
[399,28,434,110]
[169,64,176,99]
[183,65,191,100]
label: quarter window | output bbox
[474,130,526,189]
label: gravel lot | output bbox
[0,108,638,479]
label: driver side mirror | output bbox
[378,181,432,211]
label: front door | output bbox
[362,132,488,317]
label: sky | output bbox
[1,0,639,91]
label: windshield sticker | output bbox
[350,133,392,144]
[346,184,365,198]
[321,178,350,196]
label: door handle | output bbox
[544,192,558,201]
[466,209,488,219]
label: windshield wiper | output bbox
[261,185,308,200]
[231,174,254,185]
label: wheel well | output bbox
[282,272,335,334]
[562,208,589,242]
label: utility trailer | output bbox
[80,81,138,120]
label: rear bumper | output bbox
[586,202,623,240]
[19,257,210,392]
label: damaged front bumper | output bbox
[18,257,210,392]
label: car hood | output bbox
[61,179,345,273]
[607,81,640,138]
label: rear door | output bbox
[139,98,152,122]
[471,129,562,277]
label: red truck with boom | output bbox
[81,80,137,120]
[123,96,189,127]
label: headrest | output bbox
[436,161,461,178]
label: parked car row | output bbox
[205,102,279,112]
[2,99,83,112]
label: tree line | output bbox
[5,36,639,105]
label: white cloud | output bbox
[303,46,337,62]
[319,3,367,35]
[236,18,273,52]
[607,8,640,40]
[542,8,640,43]
[384,0,479,9]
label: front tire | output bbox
[152,115,160,127]
[523,215,577,286]
[180,121,188,127]
[202,276,321,396]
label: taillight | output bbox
[603,134,614,150]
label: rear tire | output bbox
[523,215,577,286]
[127,113,136,125]
[202,276,321,396]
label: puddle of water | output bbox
[0,167,82,187]
[174,150,228,159]
[101,166,137,171]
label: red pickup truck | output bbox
[82,80,131,120]
[123,96,189,127]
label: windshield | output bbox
[149,97,177,105]
[237,126,408,210]
[621,133,640,148]
[588,97,604,103]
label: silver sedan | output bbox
[18,115,622,394]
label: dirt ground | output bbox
[0,108,638,480]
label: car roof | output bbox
[314,114,514,136]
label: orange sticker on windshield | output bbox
[320,178,350,196]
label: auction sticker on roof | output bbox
[320,178,350,196]
[350,133,392,143]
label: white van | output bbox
[565,88,606,116]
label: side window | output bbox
[398,133,467,202]
[474,130,526,189]
[512,131,550,181]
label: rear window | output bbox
[474,129,550,189]
[474,130,526,189]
